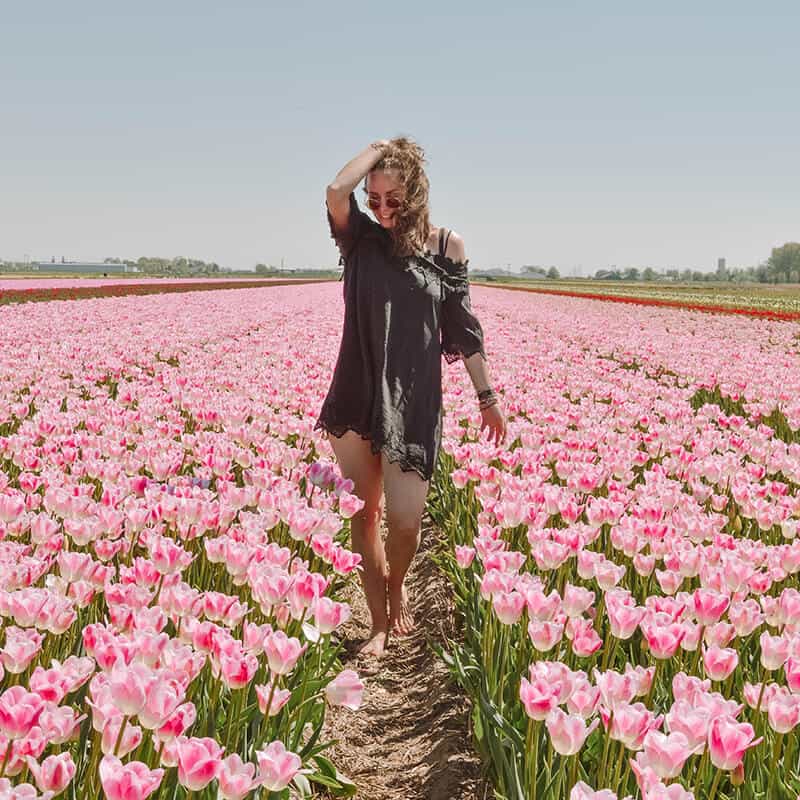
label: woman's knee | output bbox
[355,497,384,529]
[385,509,422,536]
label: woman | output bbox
[315,137,506,658]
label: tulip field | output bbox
[428,291,800,800]
[1,282,799,800]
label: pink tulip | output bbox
[760,632,790,671]
[545,708,599,755]
[602,701,661,750]
[520,677,559,720]
[493,590,526,624]
[27,667,71,705]
[644,782,696,800]
[137,681,183,730]
[101,717,143,757]
[155,702,197,742]
[707,715,762,771]
[570,781,618,800]
[528,619,564,652]
[625,665,655,698]
[313,597,351,635]
[219,650,259,690]
[594,669,638,709]
[665,701,711,751]
[1,627,44,674]
[263,631,307,676]
[563,584,595,618]
[640,730,694,779]
[38,706,86,745]
[98,755,164,800]
[671,673,711,705]
[218,753,261,800]
[25,752,76,795]
[641,622,684,660]
[702,646,738,682]
[337,491,364,519]
[0,492,25,523]
[325,669,364,710]
[256,741,302,791]
[175,736,224,790]
[0,687,45,740]
[256,683,292,717]
[691,588,729,626]
[594,559,626,591]
[742,681,777,710]
[728,599,763,637]
[108,663,153,717]
[571,620,603,657]
[607,602,645,640]
[454,545,476,569]
[785,657,800,693]
[767,692,800,734]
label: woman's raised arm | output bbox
[326,140,390,231]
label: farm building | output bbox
[35,261,139,274]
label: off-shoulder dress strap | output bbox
[438,228,452,258]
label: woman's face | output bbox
[365,169,405,229]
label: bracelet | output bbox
[369,141,387,153]
[478,387,498,411]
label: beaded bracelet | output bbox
[478,388,498,411]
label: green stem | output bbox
[0,743,9,779]
[528,719,541,800]
[707,768,723,800]
[692,749,709,797]
[689,627,706,675]
[768,734,783,800]
[568,754,579,797]
[599,714,614,781]
[113,715,129,757]
[611,738,626,793]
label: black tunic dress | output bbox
[314,193,486,482]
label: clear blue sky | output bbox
[2,1,798,273]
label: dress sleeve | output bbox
[440,258,487,364]
[326,192,370,265]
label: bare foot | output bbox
[388,584,415,637]
[357,629,388,659]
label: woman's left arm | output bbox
[445,233,507,446]
[462,353,507,446]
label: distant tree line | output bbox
[125,257,221,275]
[591,243,800,283]
[521,266,561,279]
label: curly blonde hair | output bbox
[364,136,431,259]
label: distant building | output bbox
[35,261,139,274]
[717,257,727,275]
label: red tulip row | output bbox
[0,279,329,306]
[475,284,800,322]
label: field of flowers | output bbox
[480,280,800,320]
[427,292,800,800]
[1,282,799,800]
[0,286,368,799]
[0,278,321,306]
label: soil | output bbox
[321,516,488,800]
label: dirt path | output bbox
[322,517,487,800]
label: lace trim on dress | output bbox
[313,418,434,482]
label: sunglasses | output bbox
[366,195,403,210]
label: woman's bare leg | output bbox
[328,431,388,657]
[381,457,430,638]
